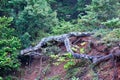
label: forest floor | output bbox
[19,36,120,80]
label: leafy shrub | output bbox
[50,53,75,69]
[15,0,59,43]
[64,60,75,69]
[75,19,98,32]
[77,0,120,29]
[52,20,96,35]
[102,28,120,42]
[52,21,74,35]
[93,29,111,39]
[20,32,31,48]
[0,17,21,75]
[102,18,120,28]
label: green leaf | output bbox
[80,48,85,54]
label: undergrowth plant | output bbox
[50,53,75,70]
[102,18,120,28]
[43,45,62,55]
[0,17,21,77]
[102,28,120,43]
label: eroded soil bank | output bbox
[19,36,120,80]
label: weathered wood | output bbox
[64,37,98,62]
[20,32,120,65]
[94,51,120,65]
[21,32,93,55]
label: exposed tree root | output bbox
[20,32,120,66]
[21,32,92,54]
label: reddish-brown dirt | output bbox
[19,36,120,80]
[19,57,67,80]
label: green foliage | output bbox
[74,19,98,32]
[87,0,119,21]
[0,0,59,48]
[14,0,59,48]
[0,17,21,74]
[15,0,58,35]
[0,0,26,16]
[0,0,120,79]
[102,18,120,28]
[72,45,86,54]
[78,0,120,27]
[52,21,74,34]
[93,29,111,38]
[64,53,73,58]
[50,53,75,69]
[64,60,75,69]
[0,0,10,16]
[102,28,120,42]
[49,0,90,20]
[79,48,85,54]
[52,20,89,35]
[20,32,31,48]
[0,77,3,80]
[72,47,78,52]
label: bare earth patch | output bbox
[19,36,120,80]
